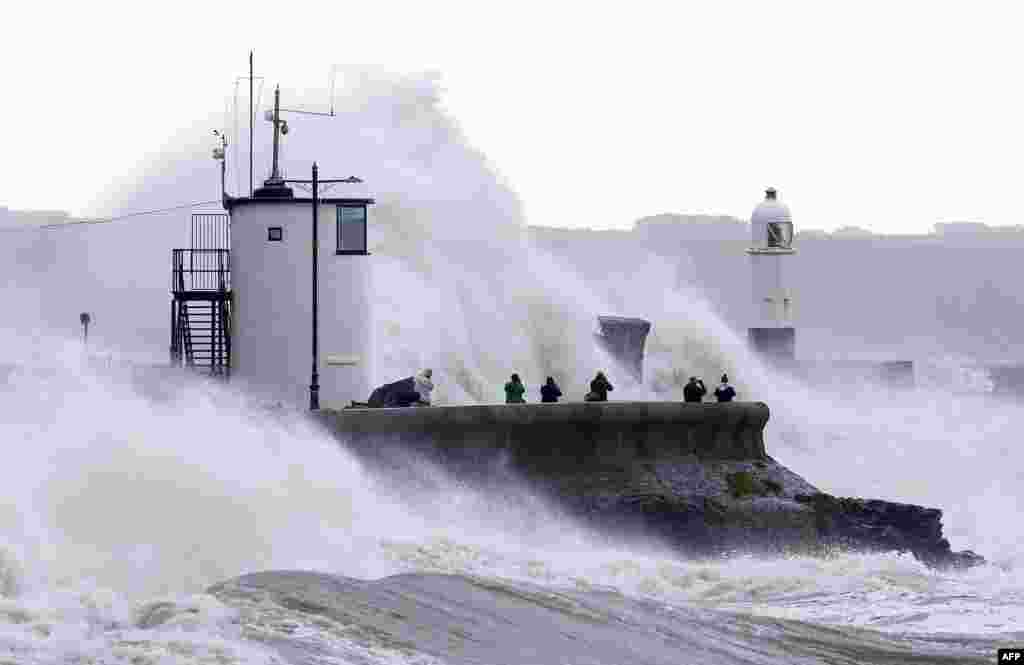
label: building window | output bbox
[267,226,283,242]
[336,205,367,254]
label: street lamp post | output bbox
[311,162,320,410]
[79,312,91,344]
[282,167,363,411]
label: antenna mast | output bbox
[253,74,332,196]
[269,85,283,184]
[249,51,254,197]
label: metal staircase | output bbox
[170,214,231,376]
[172,296,231,375]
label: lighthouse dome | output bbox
[751,188,793,249]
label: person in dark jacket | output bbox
[504,373,526,403]
[585,371,613,402]
[540,376,562,403]
[714,374,737,402]
[683,376,706,403]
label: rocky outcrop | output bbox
[318,402,984,569]
[520,459,982,569]
[532,455,821,558]
[793,493,984,569]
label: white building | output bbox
[746,188,795,362]
[226,178,374,409]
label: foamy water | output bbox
[0,344,1020,663]
[2,69,1022,662]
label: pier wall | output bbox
[317,402,769,470]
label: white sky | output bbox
[2,0,1021,233]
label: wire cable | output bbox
[0,200,222,232]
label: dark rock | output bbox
[794,492,985,569]
[725,471,757,498]
[948,549,986,569]
[318,403,984,570]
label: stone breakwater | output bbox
[315,402,983,569]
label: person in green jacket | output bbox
[504,373,526,403]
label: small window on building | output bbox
[267,226,283,242]
[336,205,367,253]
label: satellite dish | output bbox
[264,110,275,122]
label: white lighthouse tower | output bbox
[746,187,795,363]
[225,86,375,409]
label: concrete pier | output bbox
[317,402,769,469]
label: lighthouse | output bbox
[746,188,795,363]
[224,86,375,409]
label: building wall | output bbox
[749,250,793,329]
[321,237,373,406]
[230,201,371,408]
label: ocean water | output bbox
[0,339,1020,664]
[2,70,1022,662]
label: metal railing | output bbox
[191,213,230,251]
[172,249,230,292]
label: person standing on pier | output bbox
[684,376,706,403]
[505,373,526,403]
[585,371,613,402]
[714,374,737,402]
[540,376,562,403]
